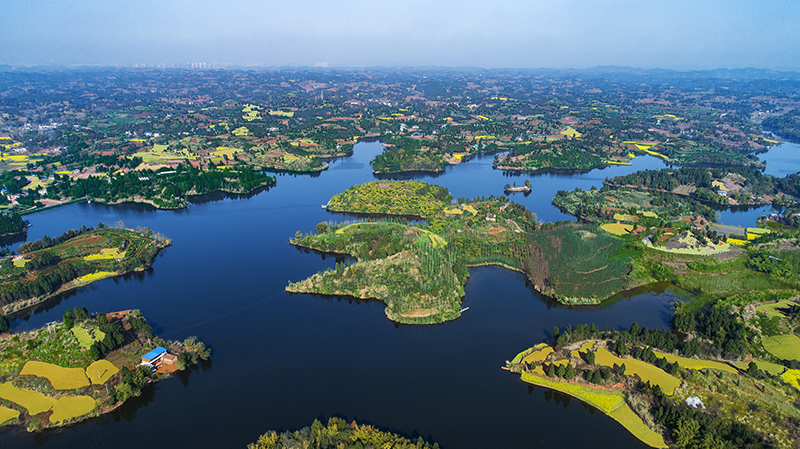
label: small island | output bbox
[0,308,209,431]
[0,225,171,316]
[248,417,439,449]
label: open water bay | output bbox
[3,140,795,448]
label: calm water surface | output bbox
[2,140,796,448]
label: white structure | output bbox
[686,396,705,409]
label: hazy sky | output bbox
[2,0,798,70]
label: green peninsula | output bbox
[289,181,639,323]
[509,289,800,449]
[0,309,209,431]
[0,225,170,316]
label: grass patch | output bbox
[20,361,89,390]
[49,396,96,423]
[70,326,105,349]
[0,382,55,415]
[653,351,738,373]
[595,348,680,394]
[0,405,19,425]
[609,404,667,448]
[762,335,800,361]
[86,360,119,385]
[757,300,797,318]
[734,360,786,376]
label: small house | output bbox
[141,346,167,365]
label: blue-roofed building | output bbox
[141,346,167,364]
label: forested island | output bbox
[0,225,171,316]
[248,417,439,449]
[0,308,209,431]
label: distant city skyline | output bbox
[2,0,798,70]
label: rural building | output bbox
[140,346,178,370]
[141,347,167,365]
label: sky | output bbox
[2,0,798,70]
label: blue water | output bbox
[3,140,793,448]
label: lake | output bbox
[2,139,796,448]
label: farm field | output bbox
[84,248,125,260]
[600,223,633,235]
[0,405,19,425]
[0,382,55,415]
[781,369,800,390]
[20,361,90,390]
[86,360,119,385]
[652,352,738,373]
[49,396,96,423]
[519,344,554,365]
[609,404,667,448]
[77,271,117,283]
[519,371,625,413]
[762,335,800,361]
[594,348,680,394]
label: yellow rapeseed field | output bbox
[520,371,625,413]
[84,248,125,261]
[20,361,90,390]
[521,346,554,365]
[0,405,19,425]
[0,382,55,415]
[653,351,737,373]
[780,369,800,390]
[49,396,96,423]
[601,223,633,235]
[86,360,119,385]
[595,348,680,395]
[609,404,667,448]
[77,271,117,283]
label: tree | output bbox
[585,350,595,365]
[63,310,73,329]
[0,315,8,333]
[564,363,574,380]
[295,230,303,238]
